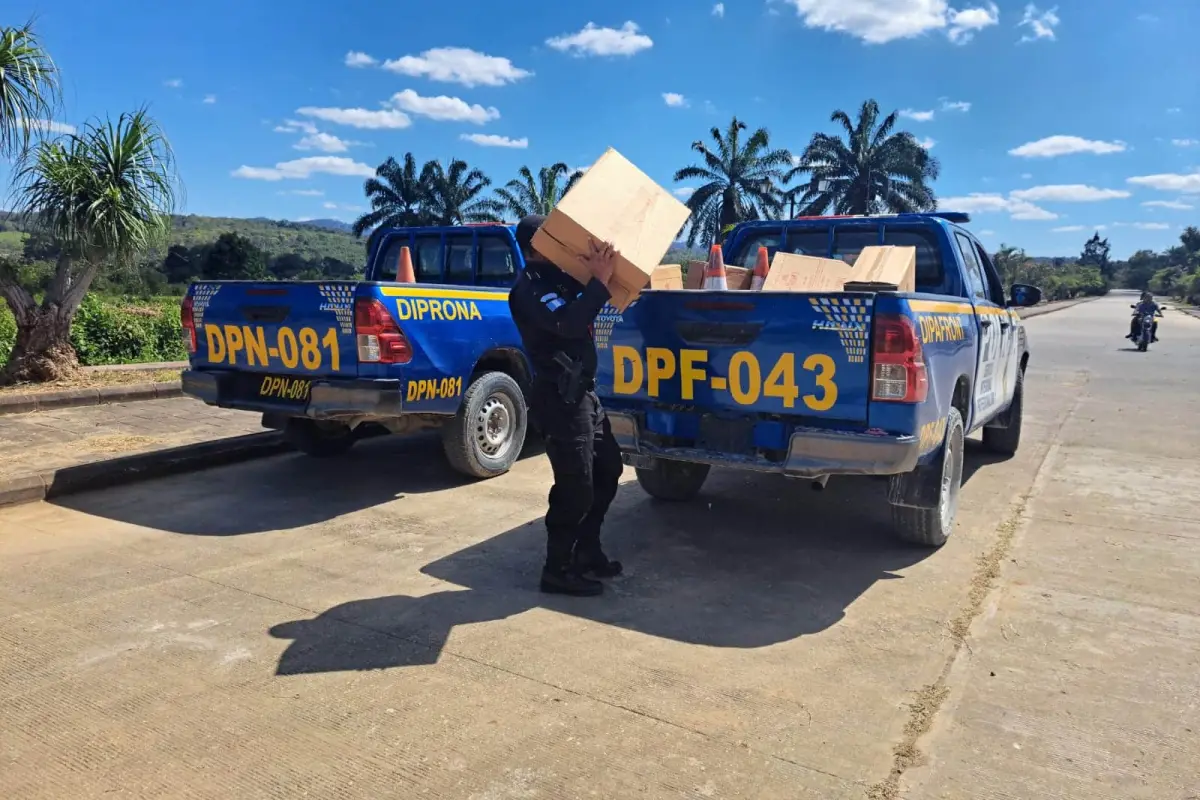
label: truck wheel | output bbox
[890,407,964,548]
[983,369,1023,456]
[635,458,711,501]
[285,418,358,458]
[442,371,527,479]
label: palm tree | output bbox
[351,153,430,239]
[786,99,939,216]
[0,20,61,160]
[491,163,584,219]
[423,159,501,225]
[673,117,793,247]
[0,109,178,384]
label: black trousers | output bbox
[531,384,624,569]
[1129,316,1159,339]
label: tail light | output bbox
[871,314,928,403]
[180,296,197,354]
[355,297,412,364]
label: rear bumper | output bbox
[181,369,404,419]
[606,412,919,478]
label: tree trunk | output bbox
[0,305,79,385]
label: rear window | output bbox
[730,223,944,290]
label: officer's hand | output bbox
[581,237,617,285]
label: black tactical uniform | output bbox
[509,215,624,597]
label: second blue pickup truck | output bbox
[180,212,1040,546]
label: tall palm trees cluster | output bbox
[0,21,178,384]
[355,101,941,250]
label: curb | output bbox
[0,431,292,510]
[0,381,182,416]
[1017,296,1100,320]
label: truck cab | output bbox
[180,223,535,479]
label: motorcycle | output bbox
[1130,304,1166,352]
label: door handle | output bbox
[999,320,1011,329]
[980,319,994,327]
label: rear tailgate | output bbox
[189,280,358,380]
[596,290,873,425]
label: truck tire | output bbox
[442,371,527,479]
[635,458,711,501]
[889,407,964,548]
[982,368,1024,456]
[285,418,358,458]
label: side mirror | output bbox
[1009,283,1042,308]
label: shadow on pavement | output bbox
[52,432,506,536]
[962,438,1011,484]
[268,467,942,674]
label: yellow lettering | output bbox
[468,302,482,321]
[430,300,445,321]
[679,349,708,401]
[803,354,838,412]
[242,326,268,366]
[415,299,430,319]
[395,299,412,320]
[223,324,244,366]
[612,346,644,395]
[764,353,800,408]
[205,326,226,363]
[728,352,762,405]
[277,327,299,369]
[407,381,419,402]
[645,348,676,397]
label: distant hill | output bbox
[0,211,366,265]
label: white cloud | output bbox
[939,192,1057,220]
[674,187,696,198]
[663,92,688,108]
[202,94,217,104]
[279,189,325,197]
[917,137,937,150]
[294,132,361,153]
[783,0,998,45]
[1127,172,1200,194]
[322,201,364,212]
[1009,184,1130,202]
[713,3,725,16]
[947,2,1000,43]
[941,99,971,112]
[1021,173,1033,179]
[901,108,935,122]
[1135,222,1171,230]
[382,47,532,87]
[1172,138,1200,147]
[1009,135,1126,157]
[979,229,996,236]
[387,89,499,124]
[275,119,319,135]
[164,78,183,88]
[1167,107,1182,114]
[459,133,528,149]
[344,51,378,68]
[231,156,375,181]
[1051,225,1085,233]
[27,119,75,135]
[546,22,654,57]
[1142,200,1194,210]
[297,106,411,130]
[1018,3,1060,42]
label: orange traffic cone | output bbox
[750,246,770,290]
[396,245,416,283]
[703,244,728,291]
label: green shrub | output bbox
[0,305,15,363]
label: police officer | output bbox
[509,214,625,597]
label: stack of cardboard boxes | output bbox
[531,147,917,308]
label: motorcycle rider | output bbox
[1128,291,1162,342]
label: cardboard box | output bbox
[531,147,691,310]
[761,252,856,292]
[760,246,917,293]
[843,246,916,293]
[683,260,753,290]
[650,264,684,290]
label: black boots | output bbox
[539,542,621,597]
[573,545,623,578]
[539,565,603,596]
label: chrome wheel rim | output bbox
[939,426,961,532]
[475,393,515,459]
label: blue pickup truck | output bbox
[594,212,1041,546]
[180,223,536,478]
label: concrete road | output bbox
[1,294,1196,799]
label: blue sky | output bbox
[7,0,1200,258]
